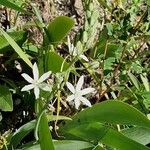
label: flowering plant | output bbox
[66,75,95,109]
[21,63,51,99]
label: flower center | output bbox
[75,91,81,98]
[33,80,39,86]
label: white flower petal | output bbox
[66,82,75,93]
[21,84,34,91]
[66,95,75,102]
[80,55,89,62]
[33,63,39,81]
[74,98,81,109]
[38,71,51,83]
[80,96,91,107]
[81,88,95,95]
[39,83,51,91]
[76,76,84,91]
[34,86,40,99]
[21,73,33,83]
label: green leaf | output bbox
[147,0,150,6]
[23,43,38,53]
[106,23,113,36]
[61,122,108,142]
[142,91,150,109]
[54,140,94,150]
[37,101,54,150]
[140,74,149,92]
[38,112,54,150]
[128,72,140,90]
[20,142,40,150]
[47,16,74,44]
[61,101,150,131]
[0,31,28,53]
[22,140,94,150]
[0,28,32,68]
[46,51,70,73]
[90,28,108,58]
[0,0,28,13]
[122,127,150,145]
[0,85,13,111]
[8,0,24,6]
[104,57,115,70]
[60,122,150,150]
[10,120,36,148]
[9,115,70,148]
[101,127,150,150]
[90,28,118,59]
[106,44,118,58]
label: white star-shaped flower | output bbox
[21,63,51,99]
[66,75,95,109]
[68,36,89,62]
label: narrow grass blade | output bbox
[0,28,32,68]
[0,0,29,14]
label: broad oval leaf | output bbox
[61,100,150,130]
[47,16,74,44]
[0,85,13,111]
[46,51,70,73]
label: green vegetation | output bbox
[0,0,150,149]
